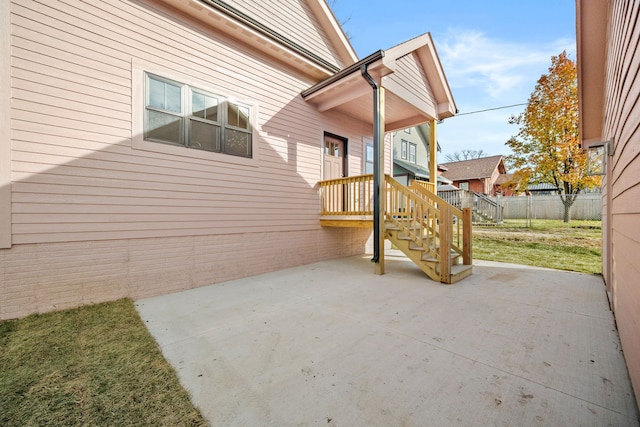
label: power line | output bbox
[455,102,528,117]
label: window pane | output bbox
[166,83,181,113]
[227,102,250,129]
[225,129,251,157]
[148,76,181,113]
[366,144,373,162]
[149,77,165,110]
[365,143,374,174]
[190,120,220,152]
[205,96,218,122]
[147,110,182,144]
[238,106,249,129]
[192,92,218,122]
[227,103,239,127]
[192,92,205,118]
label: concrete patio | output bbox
[136,251,639,426]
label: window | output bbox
[325,140,341,157]
[145,73,252,158]
[365,143,374,174]
[401,140,408,159]
[409,143,417,164]
[459,182,469,190]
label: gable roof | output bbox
[440,155,505,181]
[302,33,457,131]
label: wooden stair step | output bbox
[421,252,460,262]
[449,264,473,284]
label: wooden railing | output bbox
[318,174,472,282]
[386,177,441,264]
[438,189,503,224]
[411,180,436,194]
[319,174,373,215]
[411,182,472,265]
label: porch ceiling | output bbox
[302,33,457,132]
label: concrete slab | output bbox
[136,251,639,426]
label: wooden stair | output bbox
[385,221,472,284]
[318,174,473,284]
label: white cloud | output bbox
[436,30,576,160]
[440,30,575,99]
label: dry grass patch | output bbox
[0,299,207,427]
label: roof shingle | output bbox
[440,155,504,180]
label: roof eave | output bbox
[576,0,609,148]
[162,0,339,81]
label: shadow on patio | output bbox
[136,252,639,426]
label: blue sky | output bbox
[329,0,577,159]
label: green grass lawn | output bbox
[472,219,602,274]
[0,299,207,427]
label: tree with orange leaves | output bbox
[506,51,600,222]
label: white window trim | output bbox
[132,60,259,167]
[409,142,417,164]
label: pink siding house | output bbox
[577,0,640,408]
[0,0,456,319]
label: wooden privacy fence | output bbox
[491,194,602,221]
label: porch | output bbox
[137,253,640,426]
[318,174,472,283]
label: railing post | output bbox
[439,203,451,283]
[462,207,472,265]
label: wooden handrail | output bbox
[386,176,440,261]
[411,180,436,194]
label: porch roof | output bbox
[393,158,453,184]
[301,33,457,132]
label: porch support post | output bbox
[361,63,385,275]
[429,119,437,188]
[376,87,386,275]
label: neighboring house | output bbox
[391,124,450,186]
[526,183,558,196]
[440,155,510,196]
[393,158,451,187]
[0,0,456,319]
[577,0,640,407]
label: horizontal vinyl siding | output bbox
[603,0,640,408]
[385,53,436,114]
[9,0,370,244]
[223,0,343,69]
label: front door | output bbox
[323,135,344,180]
[323,134,346,213]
